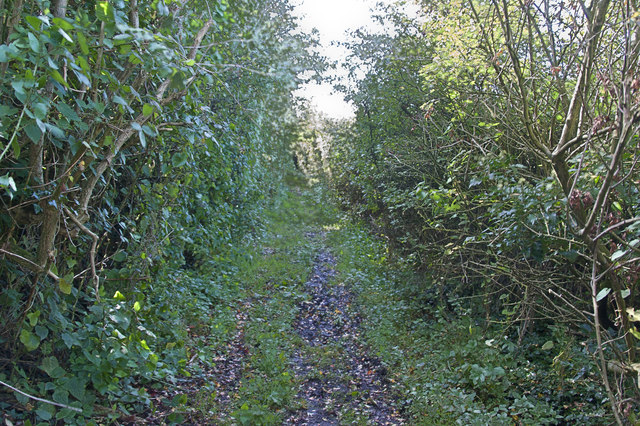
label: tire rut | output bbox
[286,237,404,425]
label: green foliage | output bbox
[327,222,609,424]
[0,0,321,422]
[328,0,640,420]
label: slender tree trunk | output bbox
[2,0,23,44]
[129,0,139,28]
[34,0,69,267]
[52,0,67,19]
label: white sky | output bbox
[292,0,392,119]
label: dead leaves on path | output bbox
[287,249,405,425]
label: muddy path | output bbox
[285,234,404,425]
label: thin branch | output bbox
[0,380,82,413]
[0,249,60,281]
[590,250,624,425]
[64,208,100,301]
[594,217,640,241]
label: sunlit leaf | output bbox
[19,329,40,351]
[59,276,72,295]
[95,1,115,22]
[596,288,611,302]
[142,103,154,116]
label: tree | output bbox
[0,0,320,420]
[330,0,640,421]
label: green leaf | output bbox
[171,152,188,168]
[41,356,61,377]
[596,288,611,302]
[28,32,40,53]
[172,393,188,406]
[72,69,91,87]
[25,15,42,31]
[113,290,126,300]
[45,122,65,139]
[77,32,89,55]
[113,251,127,262]
[58,28,74,43]
[95,1,115,22]
[76,56,90,73]
[0,105,19,117]
[541,341,554,350]
[10,137,20,158]
[20,329,40,351]
[142,103,154,117]
[11,81,27,102]
[468,177,482,188]
[612,249,626,262]
[32,102,49,120]
[110,312,131,330]
[169,69,186,90]
[34,325,48,339]
[167,413,185,423]
[0,43,18,62]
[628,308,640,322]
[59,276,72,295]
[50,70,69,88]
[24,122,43,143]
[139,130,147,148]
[66,377,86,401]
[622,289,631,299]
[36,406,53,421]
[0,174,17,191]
[52,389,69,405]
[52,17,74,31]
[47,55,59,70]
[113,95,130,109]
[133,301,141,312]
[56,102,80,122]
[26,310,40,327]
[61,332,80,348]
[558,250,580,262]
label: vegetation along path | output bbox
[198,183,407,424]
[200,182,607,425]
[3,0,637,423]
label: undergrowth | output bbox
[2,178,610,424]
[326,222,610,425]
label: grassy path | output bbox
[205,184,404,424]
[285,238,403,425]
[169,181,604,424]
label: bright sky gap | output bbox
[293,0,416,119]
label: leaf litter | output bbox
[285,232,405,425]
[136,230,405,424]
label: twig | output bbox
[0,380,82,413]
[594,217,640,241]
[0,249,60,281]
[64,208,100,301]
[590,248,624,426]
